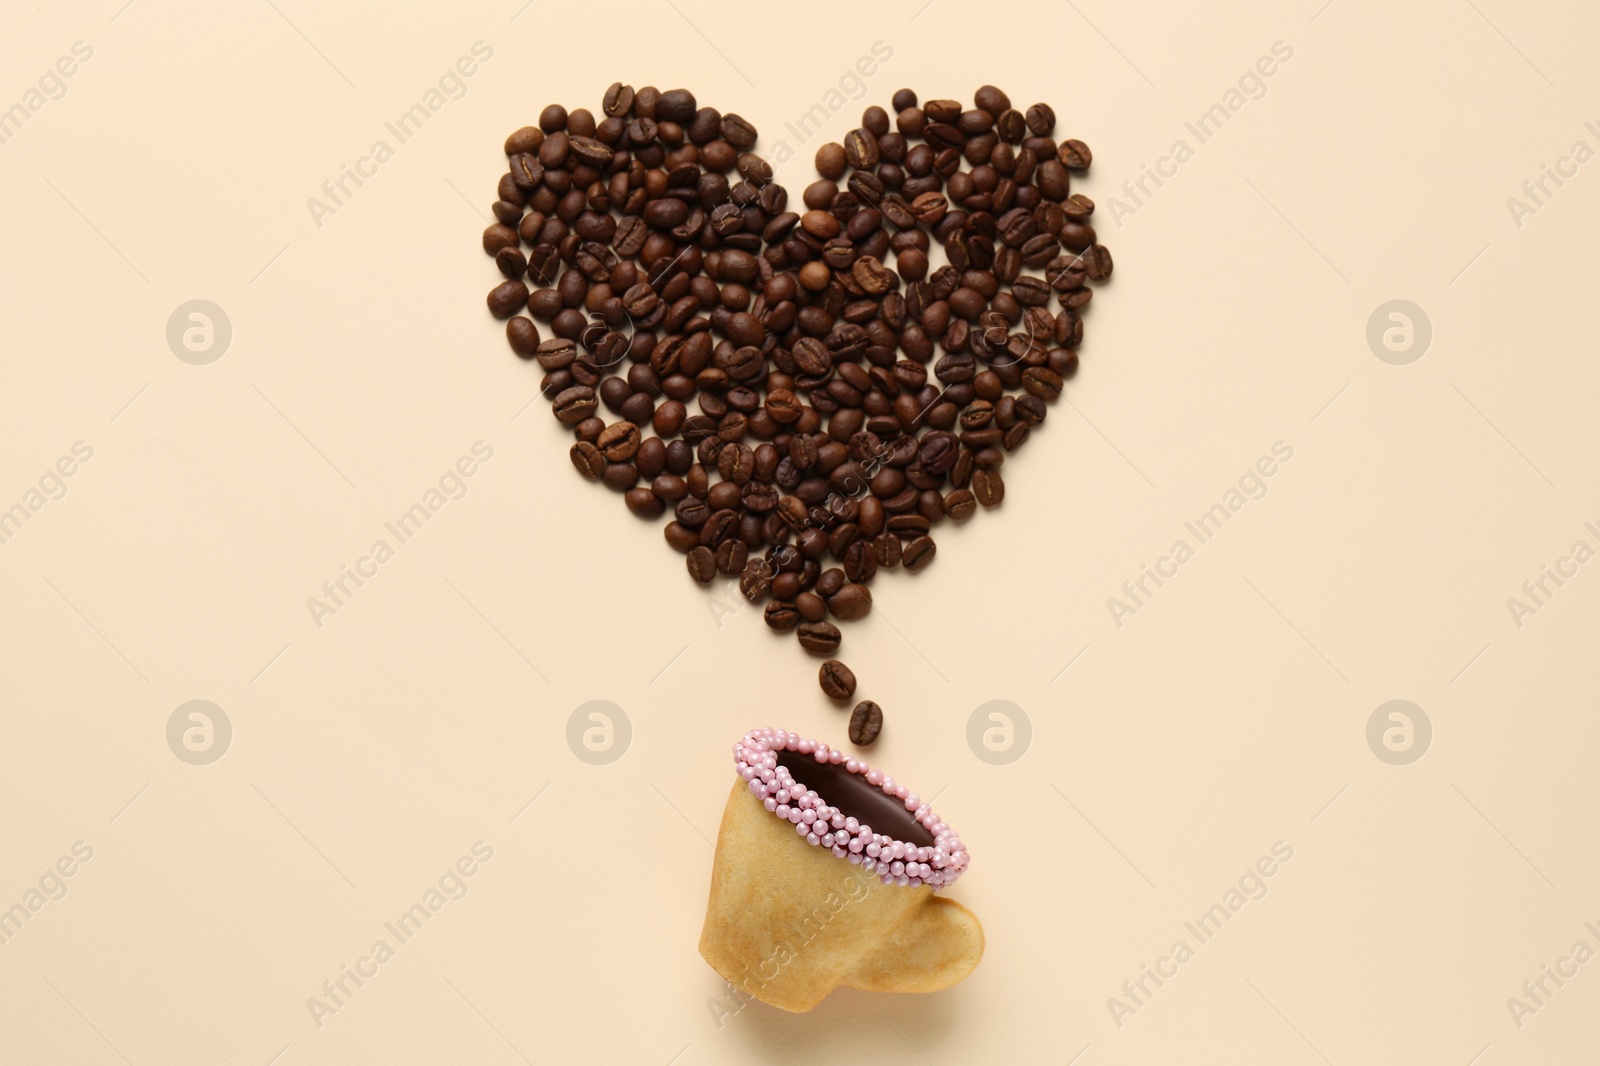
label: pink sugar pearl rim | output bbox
[734,727,970,889]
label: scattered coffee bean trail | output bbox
[484,83,1112,742]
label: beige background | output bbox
[2,0,1597,1062]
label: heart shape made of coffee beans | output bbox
[483,83,1111,661]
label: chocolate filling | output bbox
[775,750,937,848]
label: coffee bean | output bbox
[656,88,697,123]
[597,420,641,460]
[844,128,880,169]
[765,600,800,631]
[739,558,772,601]
[848,700,883,745]
[1025,103,1056,135]
[797,621,842,654]
[819,659,857,700]
[664,521,698,552]
[972,468,1005,507]
[570,135,613,167]
[795,591,827,622]
[601,462,636,491]
[483,223,519,255]
[902,535,936,572]
[487,279,529,318]
[1058,138,1092,170]
[873,533,902,568]
[721,113,758,148]
[505,126,544,155]
[1060,222,1096,252]
[827,582,872,620]
[715,538,748,576]
[816,142,847,180]
[1083,244,1113,281]
[626,486,664,517]
[506,316,540,358]
[552,385,598,424]
[1021,367,1063,400]
[602,81,635,118]
[686,545,715,583]
[570,440,605,480]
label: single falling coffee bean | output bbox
[848,700,883,745]
[818,659,857,700]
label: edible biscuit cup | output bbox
[699,728,984,1012]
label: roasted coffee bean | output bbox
[816,142,847,180]
[797,620,842,654]
[483,223,519,255]
[844,128,880,169]
[848,700,883,745]
[570,440,605,480]
[1021,366,1063,400]
[506,316,541,358]
[601,462,636,491]
[625,486,665,517]
[1058,138,1092,170]
[972,468,1005,507]
[602,81,635,117]
[536,337,577,370]
[552,386,598,424]
[902,534,936,571]
[504,125,544,155]
[842,539,878,583]
[739,558,772,601]
[795,591,827,622]
[765,600,801,631]
[819,659,857,700]
[1083,244,1113,281]
[570,135,613,167]
[487,279,529,318]
[827,582,872,620]
[686,545,716,583]
[722,113,758,148]
[715,538,748,576]
[656,88,697,122]
[873,532,902,568]
[597,420,641,460]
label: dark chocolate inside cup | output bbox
[775,750,937,848]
